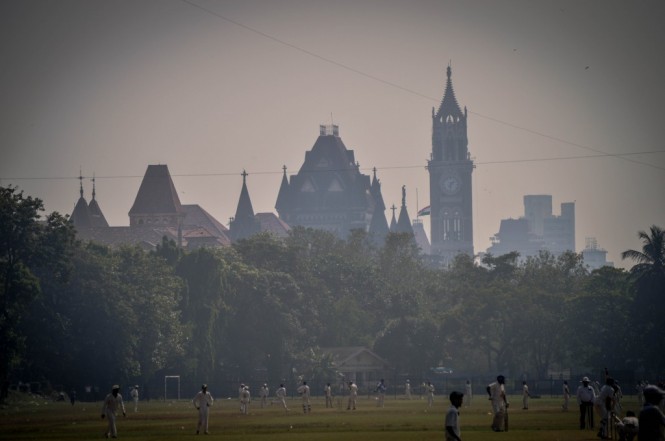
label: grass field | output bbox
[1,393,637,440]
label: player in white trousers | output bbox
[297,381,311,413]
[101,385,126,439]
[192,384,214,435]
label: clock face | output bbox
[440,175,461,195]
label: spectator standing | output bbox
[577,376,596,429]
[638,385,665,441]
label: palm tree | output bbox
[621,225,665,284]
[621,225,665,375]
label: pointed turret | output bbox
[434,65,464,122]
[229,170,261,241]
[87,174,109,227]
[70,172,92,228]
[275,165,290,211]
[368,167,389,242]
[389,204,397,232]
[395,185,414,235]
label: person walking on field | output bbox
[297,381,311,414]
[577,376,596,429]
[487,375,508,432]
[563,380,570,411]
[101,385,126,439]
[445,391,464,441]
[324,383,334,408]
[522,381,530,410]
[347,381,358,410]
[192,384,214,435]
[405,380,412,400]
[274,383,289,412]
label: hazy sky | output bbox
[2,0,664,268]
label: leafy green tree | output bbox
[0,186,75,401]
[564,266,632,370]
[176,247,231,380]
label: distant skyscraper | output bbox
[428,66,474,263]
[486,195,576,260]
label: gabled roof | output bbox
[320,346,391,370]
[255,212,291,238]
[129,164,183,215]
[435,65,464,121]
[182,204,228,237]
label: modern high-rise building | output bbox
[428,66,474,263]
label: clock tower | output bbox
[428,65,474,263]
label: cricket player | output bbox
[101,385,126,439]
[522,381,530,410]
[577,376,596,429]
[297,381,311,414]
[324,383,334,408]
[130,385,139,412]
[487,375,508,432]
[260,384,269,408]
[274,383,289,412]
[376,379,387,407]
[426,381,435,407]
[192,384,214,435]
[563,380,570,411]
[405,380,412,400]
[598,377,616,439]
[464,380,472,407]
[240,386,251,415]
[347,381,358,410]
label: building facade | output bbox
[276,125,384,238]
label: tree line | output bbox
[1,186,663,401]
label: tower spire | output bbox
[79,168,84,198]
[91,173,96,200]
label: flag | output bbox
[417,205,431,216]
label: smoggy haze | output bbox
[1,0,664,267]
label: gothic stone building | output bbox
[276,124,388,239]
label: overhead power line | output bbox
[179,0,664,172]
[2,150,663,182]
